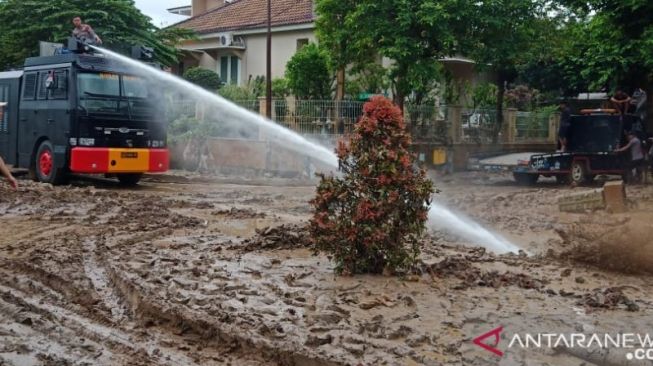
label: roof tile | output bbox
[175,0,314,34]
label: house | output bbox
[172,0,491,104]
[172,0,316,85]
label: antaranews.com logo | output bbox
[473,326,653,361]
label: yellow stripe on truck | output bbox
[107,148,150,173]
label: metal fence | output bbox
[461,108,499,144]
[167,98,554,145]
[515,111,550,141]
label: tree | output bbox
[315,0,371,99]
[285,43,332,99]
[310,97,434,275]
[466,0,543,141]
[335,0,470,110]
[557,0,653,90]
[0,0,194,69]
[183,67,222,90]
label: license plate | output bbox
[121,152,138,159]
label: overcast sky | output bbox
[134,0,190,28]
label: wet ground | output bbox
[1,171,652,365]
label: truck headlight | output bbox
[79,138,95,146]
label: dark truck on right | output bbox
[513,111,646,185]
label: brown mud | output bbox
[0,171,652,365]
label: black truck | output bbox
[0,43,168,185]
[513,112,644,185]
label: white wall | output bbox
[243,29,317,81]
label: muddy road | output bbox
[1,172,652,365]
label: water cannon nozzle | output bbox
[131,46,154,61]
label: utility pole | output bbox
[265,0,272,119]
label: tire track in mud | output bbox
[82,238,128,323]
[103,262,339,366]
[0,275,198,366]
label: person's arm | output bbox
[0,156,17,189]
[615,139,633,152]
[85,25,102,44]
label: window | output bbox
[50,70,68,100]
[0,85,8,133]
[22,73,37,100]
[296,38,309,50]
[219,55,241,85]
[77,72,151,116]
[37,73,48,100]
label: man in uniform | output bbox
[558,100,571,152]
[72,16,102,45]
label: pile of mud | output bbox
[241,224,311,251]
[556,216,653,275]
[577,287,640,312]
[422,256,546,290]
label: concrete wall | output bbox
[243,29,317,80]
[176,29,316,85]
[170,137,320,175]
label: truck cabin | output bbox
[0,47,168,186]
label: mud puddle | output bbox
[1,173,652,365]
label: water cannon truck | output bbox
[0,38,168,185]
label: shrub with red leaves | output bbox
[310,96,434,275]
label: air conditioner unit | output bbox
[218,33,233,46]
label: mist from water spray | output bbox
[94,46,520,254]
[91,46,338,168]
[428,202,520,254]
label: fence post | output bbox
[548,112,560,143]
[194,102,205,121]
[447,105,462,144]
[503,108,517,143]
[258,97,267,118]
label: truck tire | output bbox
[569,161,588,184]
[35,140,67,185]
[513,172,539,185]
[117,173,142,186]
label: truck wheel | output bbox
[117,173,142,186]
[513,172,539,185]
[35,140,67,185]
[569,161,588,184]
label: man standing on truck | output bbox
[615,131,644,183]
[72,16,102,45]
[558,100,571,152]
[611,90,631,117]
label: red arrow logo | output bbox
[473,326,504,357]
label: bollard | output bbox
[603,180,627,213]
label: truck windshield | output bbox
[78,72,152,117]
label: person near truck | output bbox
[0,155,17,189]
[558,100,571,152]
[72,16,102,45]
[614,131,644,183]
